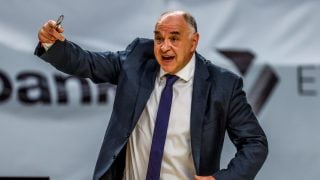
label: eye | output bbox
[155,36,164,44]
[170,36,179,42]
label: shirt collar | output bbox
[159,53,196,82]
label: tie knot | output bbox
[165,74,179,87]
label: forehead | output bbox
[155,14,189,34]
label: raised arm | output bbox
[34,19,134,84]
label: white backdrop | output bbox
[1,0,320,179]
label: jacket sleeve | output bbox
[34,39,139,84]
[213,77,268,180]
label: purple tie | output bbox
[146,75,179,180]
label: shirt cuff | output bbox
[42,43,54,51]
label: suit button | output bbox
[113,155,117,160]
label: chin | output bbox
[160,64,177,73]
[163,69,174,74]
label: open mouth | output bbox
[162,55,175,61]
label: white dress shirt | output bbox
[123,54,196,180]
[42,43,53,51]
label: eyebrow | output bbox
[154,31,160,35]
[170,31,180,35]
[154,31,181,35]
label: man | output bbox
[35,11,268,180]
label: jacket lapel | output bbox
[190,53,210,174]
[131,59,159,128]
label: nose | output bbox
[160,40,170,52]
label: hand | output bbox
[38,20,65,44]
[194,175,216,180]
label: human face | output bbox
[154,13,199,74]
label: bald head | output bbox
[156,10,198,33]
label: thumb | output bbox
[56,25,64,33]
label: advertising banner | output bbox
[1,0,319,179]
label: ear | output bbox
[191,32,199,52]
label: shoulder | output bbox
[196,52,241,82]
[119,38,157,71]
[119,38,155,61]
[126,38,153,52]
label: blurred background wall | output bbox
[0,0,319,179]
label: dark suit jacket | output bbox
[35,38,268,180]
